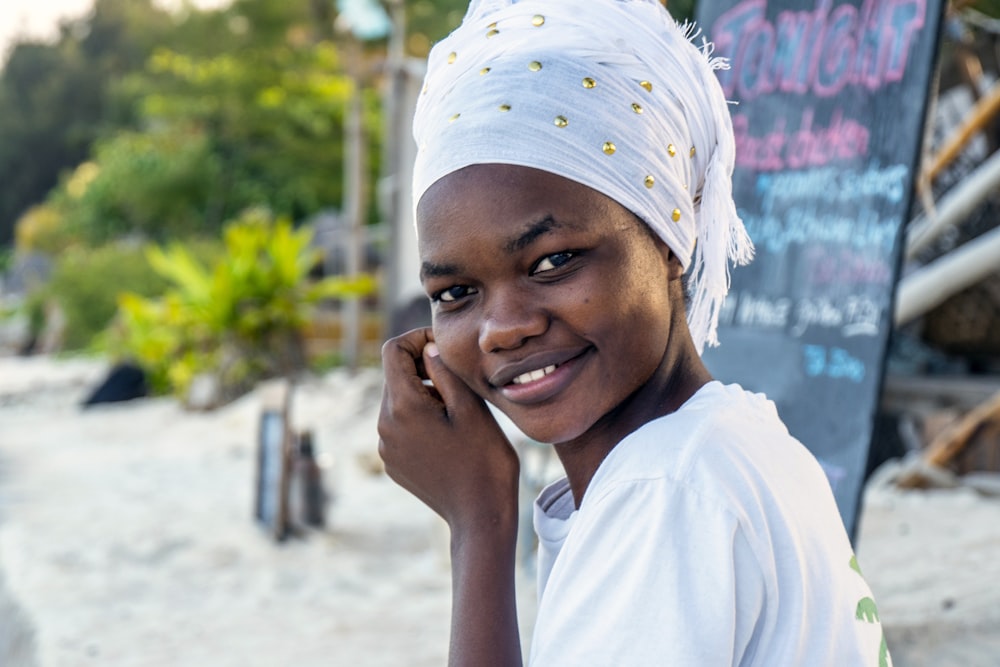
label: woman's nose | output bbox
[478,288,548,353]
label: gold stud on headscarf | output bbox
[640,80,653,92]
[532,15,545,26]
[499,104,511,112]
[480,67,491,75]
[667,144,677,157]
[447,52,457,64]
[671,208,681,222]
[582,77,596,89]
[528,61,542,72]
[602,142,616,155]
[631,103,643,114]
[554,115,568,128]
[690,146,696,158]
[644,175,655,189]
[486,28,499,37]
[449,113,460,122]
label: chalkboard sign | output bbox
[695,0,944,537]
[254,383,295,541]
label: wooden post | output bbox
[342,38,367,373]
[381,0,407,340]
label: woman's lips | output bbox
[496,349,591,404]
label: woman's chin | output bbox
[507,414,588,448]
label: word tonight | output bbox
[711,0,926,101]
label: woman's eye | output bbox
[433,285,477,303]
[533,252,575,274]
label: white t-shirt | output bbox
[530,381,890,666]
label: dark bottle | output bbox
[296,431,327,529]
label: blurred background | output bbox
[0,0,480,388]
[0,0,998,665]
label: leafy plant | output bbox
[110,209,375,400]
[37,241,205,351]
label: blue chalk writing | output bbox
[803,344,866,382]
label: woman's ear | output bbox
[666,250,685,281]
[669,253,684,279]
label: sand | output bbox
[1,356,999,666]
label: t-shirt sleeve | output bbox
[528,478,767,667]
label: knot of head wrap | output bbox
[412,0,754,354]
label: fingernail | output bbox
[425,342,440,358]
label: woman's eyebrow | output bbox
[420,261,458,280]
[504,216,563,253]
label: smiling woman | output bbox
[376,1,892,666]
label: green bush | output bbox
[38,238,222,351]
[111,209,374,399]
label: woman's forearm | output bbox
[448,513,523,667]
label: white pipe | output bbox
[895,223,1000,325]
[905,149,1000,260]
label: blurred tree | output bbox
[48,129,222,246]
[130,38,355,232]
[10,0,382,249]
[0,0,173,246]
[404,0,467,56]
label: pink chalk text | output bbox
[712,0,927,101]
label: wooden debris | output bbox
[896,389,1000,488]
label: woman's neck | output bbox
[553,326,713,508]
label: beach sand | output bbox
[1,356,999,666]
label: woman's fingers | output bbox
[421,341,485,420]
[380,328,434,396]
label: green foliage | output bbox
[0,0,174,245]
[111,210,375,397]
[967,0,1000,18]
[669,0,697,23]
[2,0,387,252]
[132,39,358,226]
[405,0,468,56]
[49,130,221,246]
[22,292,48,343]
[37,241,203,351]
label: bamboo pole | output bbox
[921,84,1000,186]
[896,221,1000,326]
[905,148,1000,261]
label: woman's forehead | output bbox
[417,164,649,248]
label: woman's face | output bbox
[417,164,682,445]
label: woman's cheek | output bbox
[432,322,474,378]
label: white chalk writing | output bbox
[725,291,883,338]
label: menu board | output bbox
[695,0,944,536]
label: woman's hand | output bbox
[377,327,520,533]
[379,328,524,666]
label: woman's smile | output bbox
[491,346,593,404]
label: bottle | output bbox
[296,430,327,529]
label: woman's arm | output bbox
[378,329,523,667]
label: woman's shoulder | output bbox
[585,380,835,529]
[593,381,795,482]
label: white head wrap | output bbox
[412,0,754,353]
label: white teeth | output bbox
[511,365,557,385]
